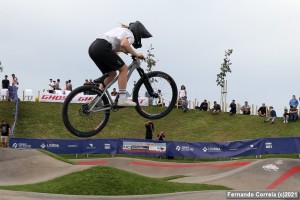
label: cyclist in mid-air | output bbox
[88,21,152,107]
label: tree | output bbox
[216,49,233,111]
[145,44,157,73]
[0,60,3,72]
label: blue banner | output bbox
[9,137,300,158]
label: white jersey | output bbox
[179,89,187,98]
[98,27,134,51]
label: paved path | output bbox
[1,148,300,200]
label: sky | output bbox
[1,0,300,115]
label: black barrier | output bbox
[9,137,300,158]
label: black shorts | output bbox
[88,39,125,74]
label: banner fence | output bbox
[9,137,300,158]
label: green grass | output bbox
[0,101,298,195]
[0,166,230,195]
[1,101,300,142]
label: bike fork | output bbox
[136,68,158,98]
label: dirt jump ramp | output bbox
[0,148,91,186]
[172,158,300,191]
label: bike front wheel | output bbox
[62,85,110,137]
[133,71,178,119]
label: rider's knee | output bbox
[118,65,128,73]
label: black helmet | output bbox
[129,21,152,49]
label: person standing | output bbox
[66,80,73,91]
[11,74,18,86]
[48,78,55,93]
[145,121,154,140]
[289,95,299,108]
[2,75,9,89]
[1,120,11,148]
[178,85,188,112]
[229,99,237,115]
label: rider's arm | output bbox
[120,38,144,59]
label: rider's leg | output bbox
[103,71,117,88]
[117,65,136,106]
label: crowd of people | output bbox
[144,120,165,141]
[47,78,72,94]
[177,84,300,124]
[1,74,19,101]
[193,95,300,124]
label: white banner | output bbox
[38,92,149,106]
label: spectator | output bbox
[258,103,267,117]
[89,79,94,85]
[283,108,289,123]
[66,80,73,91]
[11,74,18,87]
[157,131,165,140]
[145,121,154,140]
[289,95,299,108]
[289,105,298,122]
[83,79,90,86]
[48,78,55,93]
[241,101,251,115]
[54,79,61,90]
[1,119,11,148]
[212,101,221,114]
[2,75,9,89]
[178,85,188,112]
[111,88,117,96]
[156,89,164,106]
[265,106,277,124]
[196,99,208,111]
[83,79,91,95]
[229,99,236,115]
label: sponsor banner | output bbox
[8,137,300,157]
[80,139,118,154]
[39,92,96,103]
[118,139,166,155]
[9,138,118,155]
[262,137,299,155]
[168,142,198,157]
[38,92,149,105]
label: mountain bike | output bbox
[62,56,178,138]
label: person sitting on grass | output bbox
[283,108,289,123]
[258,103,267,117]
[241,101,251,115]
[265,106,276,124]
[212,101,221,114]
[289,105,298,122]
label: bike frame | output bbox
[89,58,155,112]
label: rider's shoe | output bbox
[117,99,136,107]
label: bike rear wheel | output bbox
[62,85,110,137]
[133,71,178,119]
